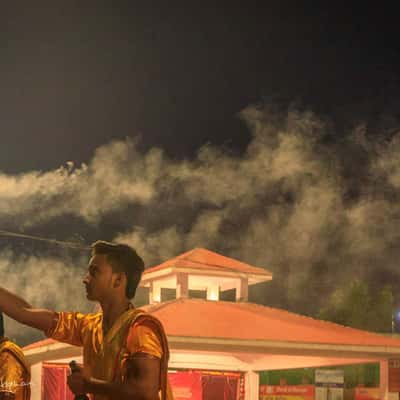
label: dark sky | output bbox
[1,3,399,173]
[3,4,400,343]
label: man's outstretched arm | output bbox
[0,287,55,332]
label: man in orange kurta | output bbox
[47,303,173,400]
[0,241,173,400]
[0,313,30,400]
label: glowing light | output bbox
[151,283,161,303]
[153,292,161,302]
[207,285,219,301]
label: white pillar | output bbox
[149,281,161,303]
[176,273,189,299]
[245,370,259,400]
[30,362,42,400]
[380,360,389,400]
[236,277,249,302]
[206,284,220,301]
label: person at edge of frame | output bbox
[0,241,174,400]
[0,312,31,400]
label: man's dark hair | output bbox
[91,241,145,299]
[0,312,4,337]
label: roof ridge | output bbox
[186,248,252,265]
[144,247,272,276]
[155,298,398,342]
[182,248,271,274]
[146,248,198,270]
[230,301,399,340]
[23,337,56,350]
[178,258,271,275]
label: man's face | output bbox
[83,254,115,301]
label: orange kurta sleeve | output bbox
[0,351,25,395]
[45,311,98,347]
[122,315,173,400]
[125,319,163,359]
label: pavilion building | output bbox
[23,248,400,400]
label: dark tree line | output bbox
[318,279,394,333]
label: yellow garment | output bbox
[0,338,31,400]
[46,307,173,400]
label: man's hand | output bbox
[67,364,88,396]
[80,356,162,400]
[0,392,16,399]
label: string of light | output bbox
[0,230,90,250]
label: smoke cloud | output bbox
[0,139,160,227]
[1,102,400,343]
[0,250,90,345]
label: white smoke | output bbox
[1,102,400,339]
[0,250,90,345]
[0,138,160,226]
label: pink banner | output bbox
[42,363,75,400]
[168,370,203,400]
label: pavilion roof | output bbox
[141,247,272,282]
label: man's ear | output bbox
[113,272,128,290]
[113,272,125,288]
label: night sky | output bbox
[1,3,400,344]
[1,3,399,172]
